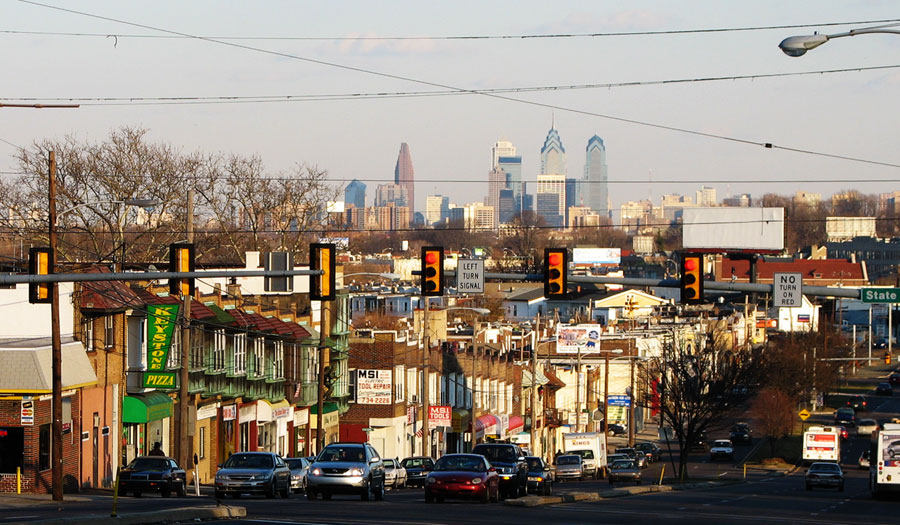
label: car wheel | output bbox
[176,482,186,498]
[281,483,291,499]
[307,490,317,501]
[361,480,372,501]
[490,485,499,502]
[518,478,527,498]
[374,479,385,501]
[479,488,489,504]
[266,481,277,499]
[542,483,552,496]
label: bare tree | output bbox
[641,328,765,480]
[751,387,797,458]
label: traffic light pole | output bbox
[422,296,430,457]
[49,151,63,502]
[177,190,193,473]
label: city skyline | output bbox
[2,2,898,218]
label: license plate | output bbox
[528,477,541,482]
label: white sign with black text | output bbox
[356,369,392,405]
[773,272,803,308]
[456,258,484,294]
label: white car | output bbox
[857,418,878,436]
[709,439,734,461]
[383,457,407,489]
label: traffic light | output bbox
[421,246,444,296]
[169,243,195,297]
[544,248,568,298]
[885,351,892,365]
[28,247,52,304]
[310,243,336,301]
[680,254,704,304]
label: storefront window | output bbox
[0,427,24,474]
[39,424,50,471]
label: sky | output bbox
[2,1,899,219]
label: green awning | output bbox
[309,401,339,415]
[123,392,173,423]
[206,303,236,325]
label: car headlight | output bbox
[215,474,227,481]
[250,472,273,481]
[311,468,322,476]
[426,477,436,484]
[504,467,514,474]
[349,467,365,476]
[471,477,483,484]
[292,474,302,480]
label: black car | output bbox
[890,373,900,386]
[606,423,627,436]
[847,395,867,411]
[118,456,186,498]
[688,431,709,452]
[472,443,527,499]
[834,407,856,427]
[524,456,553,496]
[214,451,292,499]
[634,442,661,463]
[875,382,893,396]
[401,456,434,488]
[730,423,753,445]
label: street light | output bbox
[779,23,900,56]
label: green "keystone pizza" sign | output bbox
[147,304,180,372]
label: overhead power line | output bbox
[14,1,900,170]
[3,64,898,106]
[4,18,900,41]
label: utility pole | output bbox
[49,151,63,502]
[575,344,582,433]
[470,321,478,452]
[603,350,610,437]
[530,313,539,457]
[422,297,430,457]
[317,300,329,452]
[628,347,636,447]
[178,189,193,471]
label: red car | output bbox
[836,426,850,440]
[424,454,500,504]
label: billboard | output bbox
[555,324,604,354]
[573,248,621,266]
[682,207,784,252]
[356,369,392,405]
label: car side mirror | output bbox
[370,457,380,464]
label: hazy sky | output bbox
[3,1,899,217]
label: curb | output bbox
[8,505,246,525]
[503,485,672,507]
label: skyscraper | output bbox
[486,167,507,228]
[498,156,523,215]
[584,135,609,217]
[426,195,450,225]
[540,127,566,176]
[491,140,517,170]
[394,143,415,214]
[537,173,566,219]
[344,179,367,209]
[375,183,408,207]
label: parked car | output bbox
[608,459,641,485]
[524,456,553,496]
[634,442,661,463]
[383,457,407,489]
[118,456,186,498]
[847,395,867,411]
[890,373,900,386]
[875,382,894,396]
[214,451,292,499]
[709,440,735,461]
[424,454,499,504]
[605,453,628,465]
[858,449,871,469]
[401,457,435,488]
[615,447,647,468]
[306,442,386,501]
[606,423,627,436]
[554,455,584,481]
[805,462,844,491]
[285,457,310,494]
[834,407,856,427]
[472,443,528,499]
[730,423,753,445]
[857,418,879,437]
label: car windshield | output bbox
[611,460,634,469]
[224,454,273,469]
[569,450,594,460]
[526,458,543,470]
[285,459,306,470]
[811,463,841,473]
[557,456,581,465]
[319,446,366,463]
[836,409,853,416]
[713,441,731,447]
[402,458,434,469]
[128,458,170,470]
[475,446,518,462]
[434,456,485,472]
[383,459,395,468]
[859,419,877,426]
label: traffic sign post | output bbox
[773,273,802,308]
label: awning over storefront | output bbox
[475,414,499,438]
[257,400,274,422]
[123,392,173,423]
[451,408,470,433]
[507,415,524,434]
[309,402,340,430]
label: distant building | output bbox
[375,183,409,208]
[565,177,580,224]
[696,186,717,207]
[498,189,516,224]
[491,140,517,170]
[722,194,752,207]
[583,135,609,217]
[794,191,821,206]
[540,127,566,176]
[536,193,562,228]
[487,167,507,229]
[825,237,900,282]
[498,156,523,215]
[425,195,450,225]
[537,174,566,219]
[632,235,655,255]
[344,179,367,209]
[826,216,877,242]
[568,206,600,229]
[394,143,415,214]
[620,200,654,234]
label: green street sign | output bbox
[862,288,900,304]
[142,371,177,389]
[146,304,180,371]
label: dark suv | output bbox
[730,423,752,445]
[472,443,527,499]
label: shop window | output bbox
[0,427,25,474]
[39,424,51,471]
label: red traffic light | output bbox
[684,258,697,271]
[425,251,438,265]
[549,252,562,266]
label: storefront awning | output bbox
[123,392,173,424]
[475,414,500,438]
[507,415,524,434]
[451,408,470,433]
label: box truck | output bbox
[562,432,608,479]
[802,426,840,463]
[870,423,900,498]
